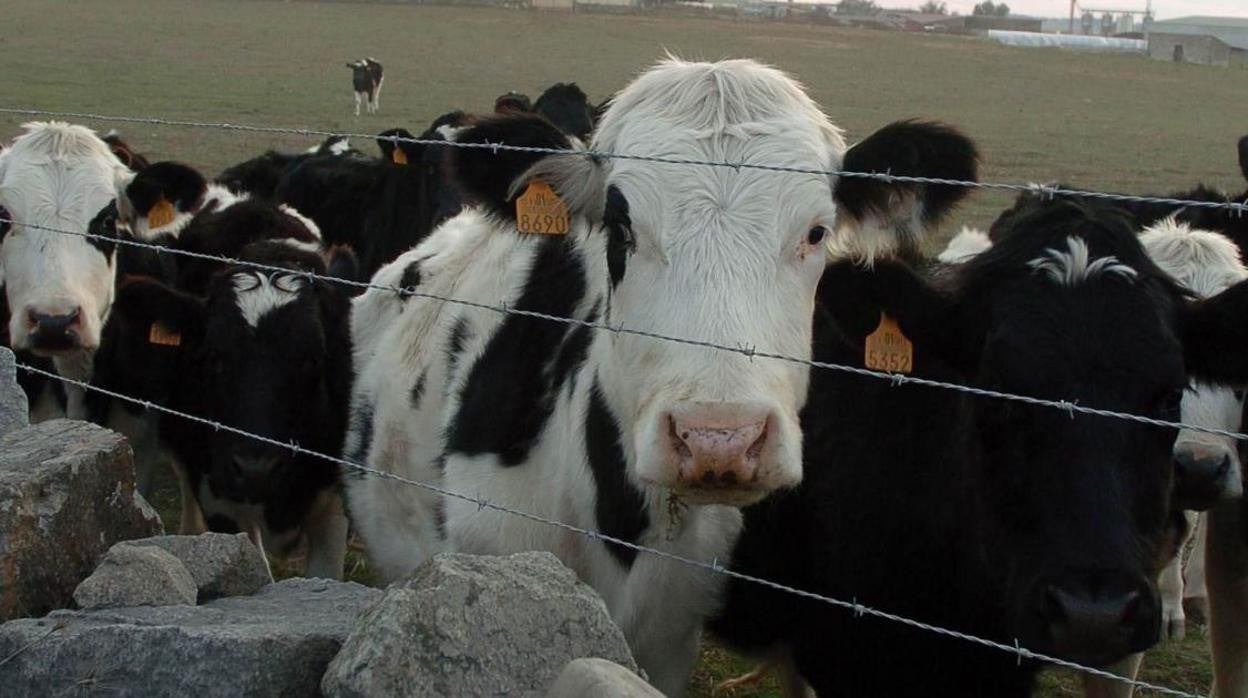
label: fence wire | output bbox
[14,361,1208,698]
[1,105,1246,215]
[5,212,1248,445]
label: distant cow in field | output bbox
[347,58,384,116]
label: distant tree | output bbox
[919,1,948,14]
[837,0,881,15]
[994,2,1010,15]
[971,1,994,15]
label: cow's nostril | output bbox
[720,470,739,486]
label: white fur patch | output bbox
[937,226,992,264]
[232,271,309,327]
[1141,217,1248,297]
[1028,236,1138,286]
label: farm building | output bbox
[1147,16,1248,68]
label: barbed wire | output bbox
[4,212,1247,445]
[12,361,1208,698]
[2,105,1246,215]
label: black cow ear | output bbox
[114,277,206,345]
[818,258,979,373]
[448,114,588,222]
[1238,135,1248,182]
[326,245,360,285]
[1184,279,1248,385]
[122,161,208,223]
[834,121,979,259]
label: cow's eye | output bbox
[807,226,828,246]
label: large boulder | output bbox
[0,420,163,620]
[73,545,197,610]
[0,578,380,696]
[547,658,663,698]
[323,551,636,698]
[0,348,28,437]
[122,533,273,601]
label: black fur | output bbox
[125,162,208,217]
[835,120,980,254]
[102,132,150,172]
[448,114,573,222]
[603,185,633,288]
[495,91,533,114]
[410,370,427,410]
[710,198,1248,696]
[445,238,587,465]
[534,82,595,141]
[585,379,649,567]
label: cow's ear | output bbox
[1184,279,1248,384]
[818,258,980,373]
[113,277,206,346]
[325,245,359,286]
[834,121,979,260]
[1238,135,1248,182]
[448,114,603,223]
[121,161,208,231]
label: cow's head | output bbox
[112,242,353,503]
[449,58,976,505]
[117,161,248,242]
[821,198,1248,666]
[533,82,595,141]
[0,122,129,359]
[1141,218,1248,509]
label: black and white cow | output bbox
[347,58,384,116]
[275,117,468,281]
[216,135,359,199]
[104,231,354,579]
[344,58,979,694]
[711,197,1248,697]
[0,122,132,419]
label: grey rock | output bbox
[0,578,381,697]
[73,545,197,610]
[323,551,636,698]
[0,420,164,621]
[547,658,663,698]
[0,348,28,437]
[123,533,273,601]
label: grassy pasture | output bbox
[2,0,1243,695]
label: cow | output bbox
[0,122,132,420]
[343,58,979,694]
[216,135,360,199]
[710,197,1248,697]
[347,58,384,116]
[275,116,469,281]
[1078,218,1248,698]
[102,218,353,579]
[102,130,150,172]
[533,82,596,141]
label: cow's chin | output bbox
[663,483,773,507]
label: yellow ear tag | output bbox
[864,313,913,374]
[147,197,175,229]
[515,180,570,235]
[148,321,182,347]
[391,148,408,165]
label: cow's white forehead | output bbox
[1028,236,1138,287]
[231,271,310,328]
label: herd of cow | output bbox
[2,57,1248,696]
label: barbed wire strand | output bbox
[1,105,1246,215]
[14,361,1206,698]
[5,213,1248,444]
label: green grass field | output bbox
[3,0,1243,695]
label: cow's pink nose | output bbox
[670,410,769,488]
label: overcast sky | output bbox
[936,0,1248,20]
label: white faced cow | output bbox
[0,122,132,418]
[344,58,978,694]
[346,58,383,116]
